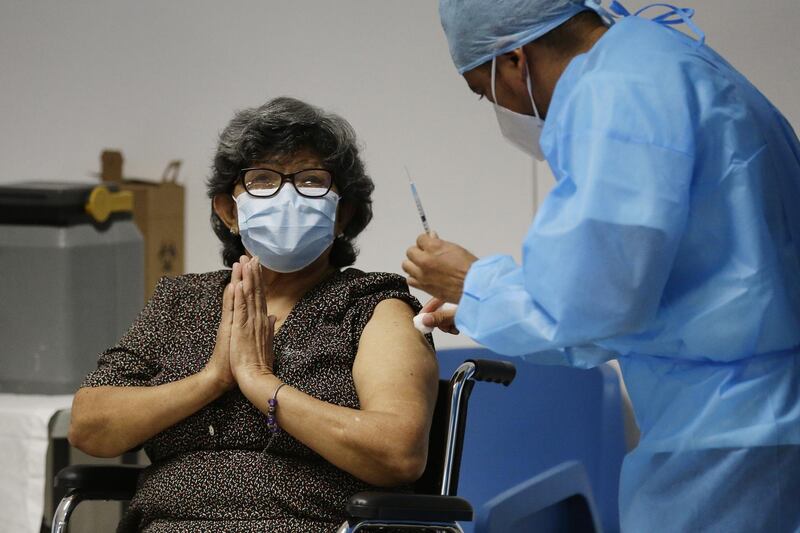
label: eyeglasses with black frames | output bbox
[238,168,334,198]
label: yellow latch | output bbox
[85,186,134,224]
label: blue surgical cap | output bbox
[439,0,602,74]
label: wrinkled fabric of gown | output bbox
[82,269,426,532]
[455,15,800,533]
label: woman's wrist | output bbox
[237,366,281,395]
[197,366,230,397]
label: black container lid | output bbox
[0,181,132,227]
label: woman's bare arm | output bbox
[236,298,438,487]
[69,370,228,457]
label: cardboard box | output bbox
[101,150,185,301]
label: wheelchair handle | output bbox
[467,359,516,386]
[440,359,517,495]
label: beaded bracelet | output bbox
[267,383,287,434]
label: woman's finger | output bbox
[233,281,248,328]
[249,260,265,353]
[251,258,266,321]
[231,261,242,286]
[242,261,256,325]
[219,283,234,332]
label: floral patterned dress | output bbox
[81,268,428,532]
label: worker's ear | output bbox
[496,48,532,107]
[213,194,238,233]
[501,48,529,85]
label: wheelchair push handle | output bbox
[466,359,516,386]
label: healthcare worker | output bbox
[402,1,800,531]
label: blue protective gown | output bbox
[455,15,800,533]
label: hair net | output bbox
[439,0,604,73]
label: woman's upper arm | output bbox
[352,298,438,434]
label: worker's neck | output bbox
[529,25,609,117]
[582,24,609,53]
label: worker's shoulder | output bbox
[562,17,725,110]
[589,16,710,77]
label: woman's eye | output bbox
[303,177,324,187]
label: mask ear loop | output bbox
[521,51,542,120]
[492,53,542,120]
[490,56,499,104]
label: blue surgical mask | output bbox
[234,186,340,273]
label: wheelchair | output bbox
[52,358,516,533]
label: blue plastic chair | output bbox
[436,348,626,533]
[476,460,602,532]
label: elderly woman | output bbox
[68,97,439,532]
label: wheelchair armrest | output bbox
[347,491,473,522]
[467,359,516,386]
[55,464,145,500]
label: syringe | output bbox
[405,166,431,235]
[403,167,457,333]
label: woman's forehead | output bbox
[253,148,324,171]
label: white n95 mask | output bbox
[491,55,546,161]
[234,185,339,273]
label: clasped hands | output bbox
[204,255,276,393]
[402,232,478,335]
[203,230,479,388]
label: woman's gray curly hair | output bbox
[207,97,374,268]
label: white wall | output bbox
[2,1,799,350]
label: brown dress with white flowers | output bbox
[81,268,429,532]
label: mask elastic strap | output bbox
[522,53,541,120]
[490,56,499,104]
[491,54,541,120]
